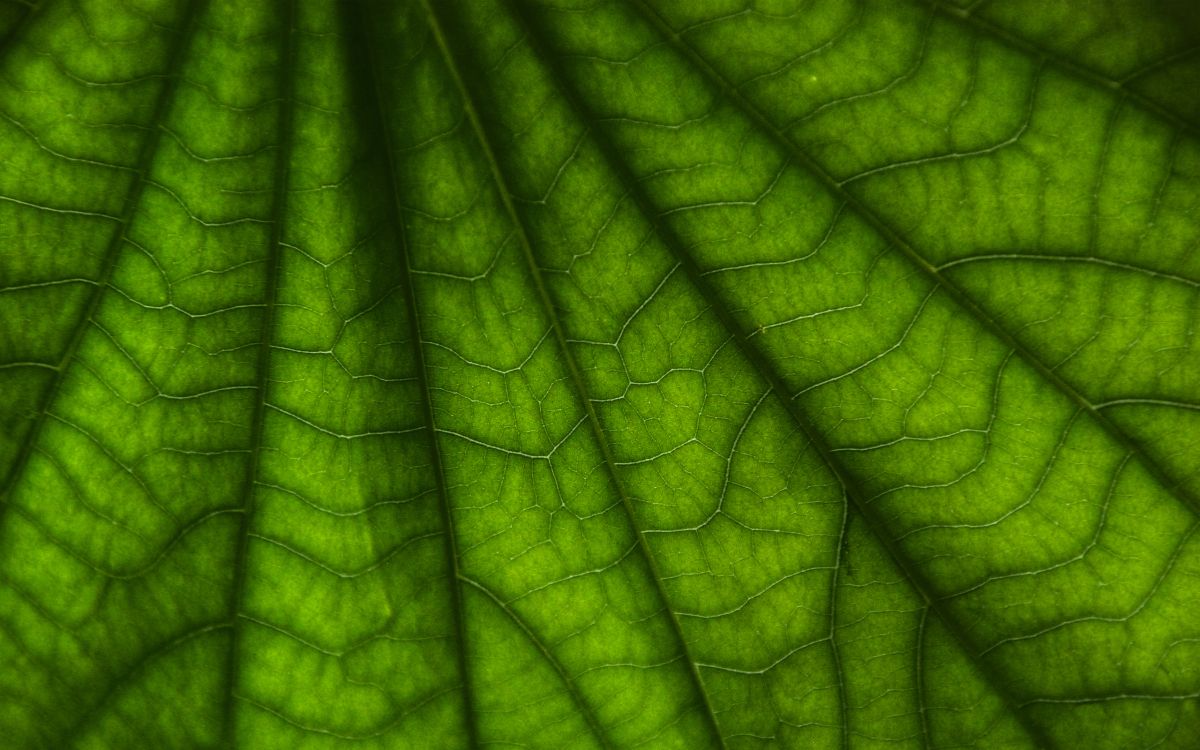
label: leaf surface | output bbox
[1,0,1198,748]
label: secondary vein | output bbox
[625,0,1200,525]
[418,1,729,747]
[220,0,295,742]
[510,1,1053,745]
[0,0,203,505]
[349,1,480,745]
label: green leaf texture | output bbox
[1,0,1198,747]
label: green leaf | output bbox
[1,0,1198,747]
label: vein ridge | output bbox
[922,0,1200,138]
[348,2,480,745]
[626,0,1200,524]
[0,0,204,506]
[220,0,295,741]
[420,1,729,747]
[510,0,1053,745]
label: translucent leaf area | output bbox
[1,0,1198,747]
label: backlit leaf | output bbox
[1,0,1198,747]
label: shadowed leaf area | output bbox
[1,0,1199,747]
